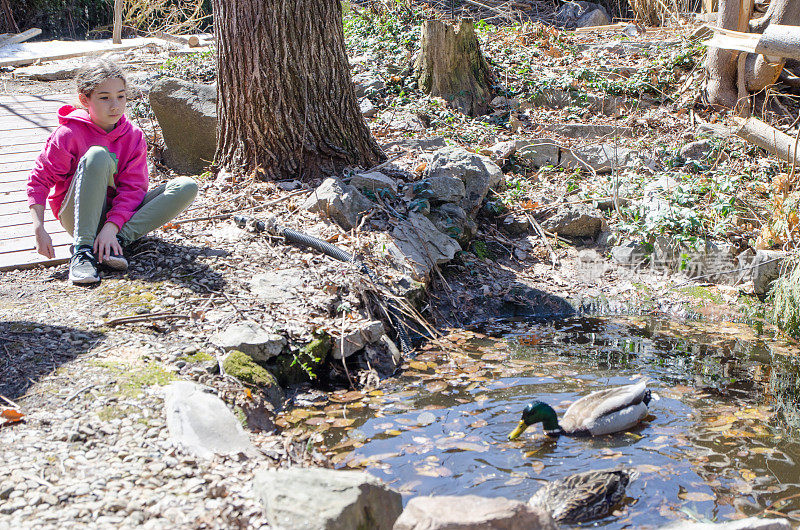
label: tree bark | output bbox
[414,20,493,117]
[212,0,384,180]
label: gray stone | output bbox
[612,242,650,266]
[661,517,790,530]
[359,98,378,118]
[332,320,385,359]
[13,61,81,81]
[210,322,286,362]
[384,137,447,152]
[350,171,398,198]
[544,123,635,139]
[516,140,560,167]
[541,204,606,237]
[380,112,427,132]
[556,1,610,29]
[303,177,375,230]
[394,495,557,530]
[502,213,531,236]
[353,72,386,98]
[559,143,638,173]
[254,467,402,530]
[427,203,478,246]
[388,212,462,281]
[277,180,302,191]
[249,268,306,305]
[680,139,713,161]
[480,140,518,163]
[164,381,254,459]
[753,250,789,295]
[149,77,217,174]
[428,146,504,213]
[412,176,466,203]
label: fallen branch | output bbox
[169,188,310,226]
[105,312,190,326]
[0,27,41,48]
[735,116,800,168]
[704,24,800,61]
[524,211,559,268]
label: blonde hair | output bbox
[75,58,127,98]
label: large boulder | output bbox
[388,212,462,281]
[163,381,255,459]
[661,516,790,530]
[149,77,217,175]
[254,467,402,530]
[393,495,557,530]
[428,146,504,213]
[303,178,375,230]
[541,204,606,238]
[555,1,611,29]
[412,176,466,204]
[427,203,478,246]
[752,249,789,295]
[221,350,284,408]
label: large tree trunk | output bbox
[212,0,384,180]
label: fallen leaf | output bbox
[678,491,715,502]
[1,408,23,425]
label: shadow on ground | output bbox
[0,321,105,400]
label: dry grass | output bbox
[628,0,701,26]
[124,0,210,36]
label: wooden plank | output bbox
[0,245,71,271]
[0,219,60,239]
[0,229,72,252]
[0,190,28,202]
[0,170,33,184]
[0,94,73,104]
[0,28,42,48]
[2,133,54,147]
[0,210,56,227]
[0,179,29,193]
[0,42,150,68]
[0,144,42,156]
[0,160,34,172]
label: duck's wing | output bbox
[560,380,648,433]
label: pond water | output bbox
[279,317,800,528]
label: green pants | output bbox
[59,146,198,247]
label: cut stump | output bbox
[413,19,493,117]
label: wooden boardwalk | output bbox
[0,93,73,271]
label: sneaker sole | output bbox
[70,274,100,284]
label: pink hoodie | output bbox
[26,105,148,230]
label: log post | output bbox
[112,0,123,44]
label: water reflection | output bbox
[281,317,800,527]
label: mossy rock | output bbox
[273,334,332,386]
[223,350,284,408]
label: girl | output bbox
[27,58,198,284]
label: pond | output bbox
[277,317,800,528]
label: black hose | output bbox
[233,215,413,356]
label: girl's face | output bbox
[79,78,127,132]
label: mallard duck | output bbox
[508,380,652,439]
[528,468,638,524]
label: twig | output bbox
[364,152,406,173]
[65,384,95,403]
[339,311,355,389]
[524,211,559,268]
[170,189,310,225]
[105,312,191,326]
[0,394,20,408]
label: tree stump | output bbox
[413,19,493,117]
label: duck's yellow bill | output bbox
[508,420,528,440]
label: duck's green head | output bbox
[508,401,559,440]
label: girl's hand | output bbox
[94,223,121,263]
[33,225,55,259]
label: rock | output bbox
[394,495,558,530]
[385,136,447,152]
[541,204,606,237]
[210,322,286,361]
[612,242,650,266]
[388,212,462,280]
[660,516,790,530]
[379,111,427,132]
[515,140,560,167]
[277,180,302,191]
[556,1,610,29]
[427,203,477,246]
[544,123,635,138]
[249,268,306,305]
[596,230,617,247]
[412,176,466,203]
[350,171,398,198]
[559,143,638,173]
[501,213,531,236]
[149,77,217,174]
[680,139,713,161]
[13,60,81,81]
[254,467,402,530]
[221,350,283,408]
[752,250,788,295]
[359,98,378,117]
[428,146,504,213]
[332,320,385,359]
[353,72,386,98]
[302,177,375,230]
[163,381,255,459]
